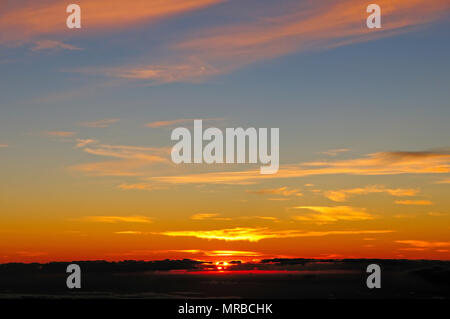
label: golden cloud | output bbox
[324,185,419,202]
[81,215,152,223]
[249,186,303,197]
[118,183,166,191]
[291,206,374,223]
[71,142,170,176]
[160,227,392,242]
[115,231,144,235]
[395,200,432,206]
[436,179,450,184]
[428,212,448,217]
[396,240,450,248]
[146,118,197,128]
[190,213,222,220]
[204,250,263,257]
[151,150,450,184]
[189,213,277,222]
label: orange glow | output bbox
[0,0,450,266]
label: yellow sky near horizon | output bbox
[1,0,450,263]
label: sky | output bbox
[1,0,450,263]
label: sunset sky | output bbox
[1,0,450,263]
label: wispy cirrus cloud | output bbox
[99,0,450,83]
[31,40,82,51]
[75,138,98,148]
[435,179,450,184]
[118,183,167,191]
[80,118,120,128]
[81,215,152,223]
[320,148,351,156]
[150,150,450,185]
[71,141,170,176]
[291,206,374,223]
[190,213,226,220]
[248,186,303,197]
[189,213,278,222]
[44,131,77,138]
[202,250,263,257]
[324,185,419,202]
[15,251,48,257]
[0,0,224,45]
[396,240,450,248]
[146,118,223,128]
[159,227,392,242]
[108,249,265,258]
[115,231,144,235]
[395,200,432,206]
[146,118,196,128]
[71,160,145,177]
[106,60,220,84]
[427,212,448,217]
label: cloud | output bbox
[324,185,419,202]
[146,118,223,128]
[169,249,263,257]
[71,142,170,176]
[320,148,350,156]
[80,118,120,128]
[250,216,279,222]
[428,212,448,217]
[31,40,81,51]
[159,227,392,242]
[75,138,98,148]
[0,144,8,148]
[146,118,196,128]
[435,179,450,184]
[115,249,265,258]
[291,206,374,223]
[0,0,224,44]
[71,160,146,177]
[101,59,220,83]
[15,251,48,257]
[203,250,263,257]
[395,200,432,206]
[189,213,277,222]
[81,215,152,223]
[150,150,450,184]
[396,240,450,248]
[190,213,221,220]
[249,186,303,197]
[98,0,450,83]
[393,214,416,219]
[115,231,144,235]
[44,131,77,137]
[118,183,166,191]
[81,144,169,161]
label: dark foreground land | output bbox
[0,259,449,299]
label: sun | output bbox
[215,261,229,271]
